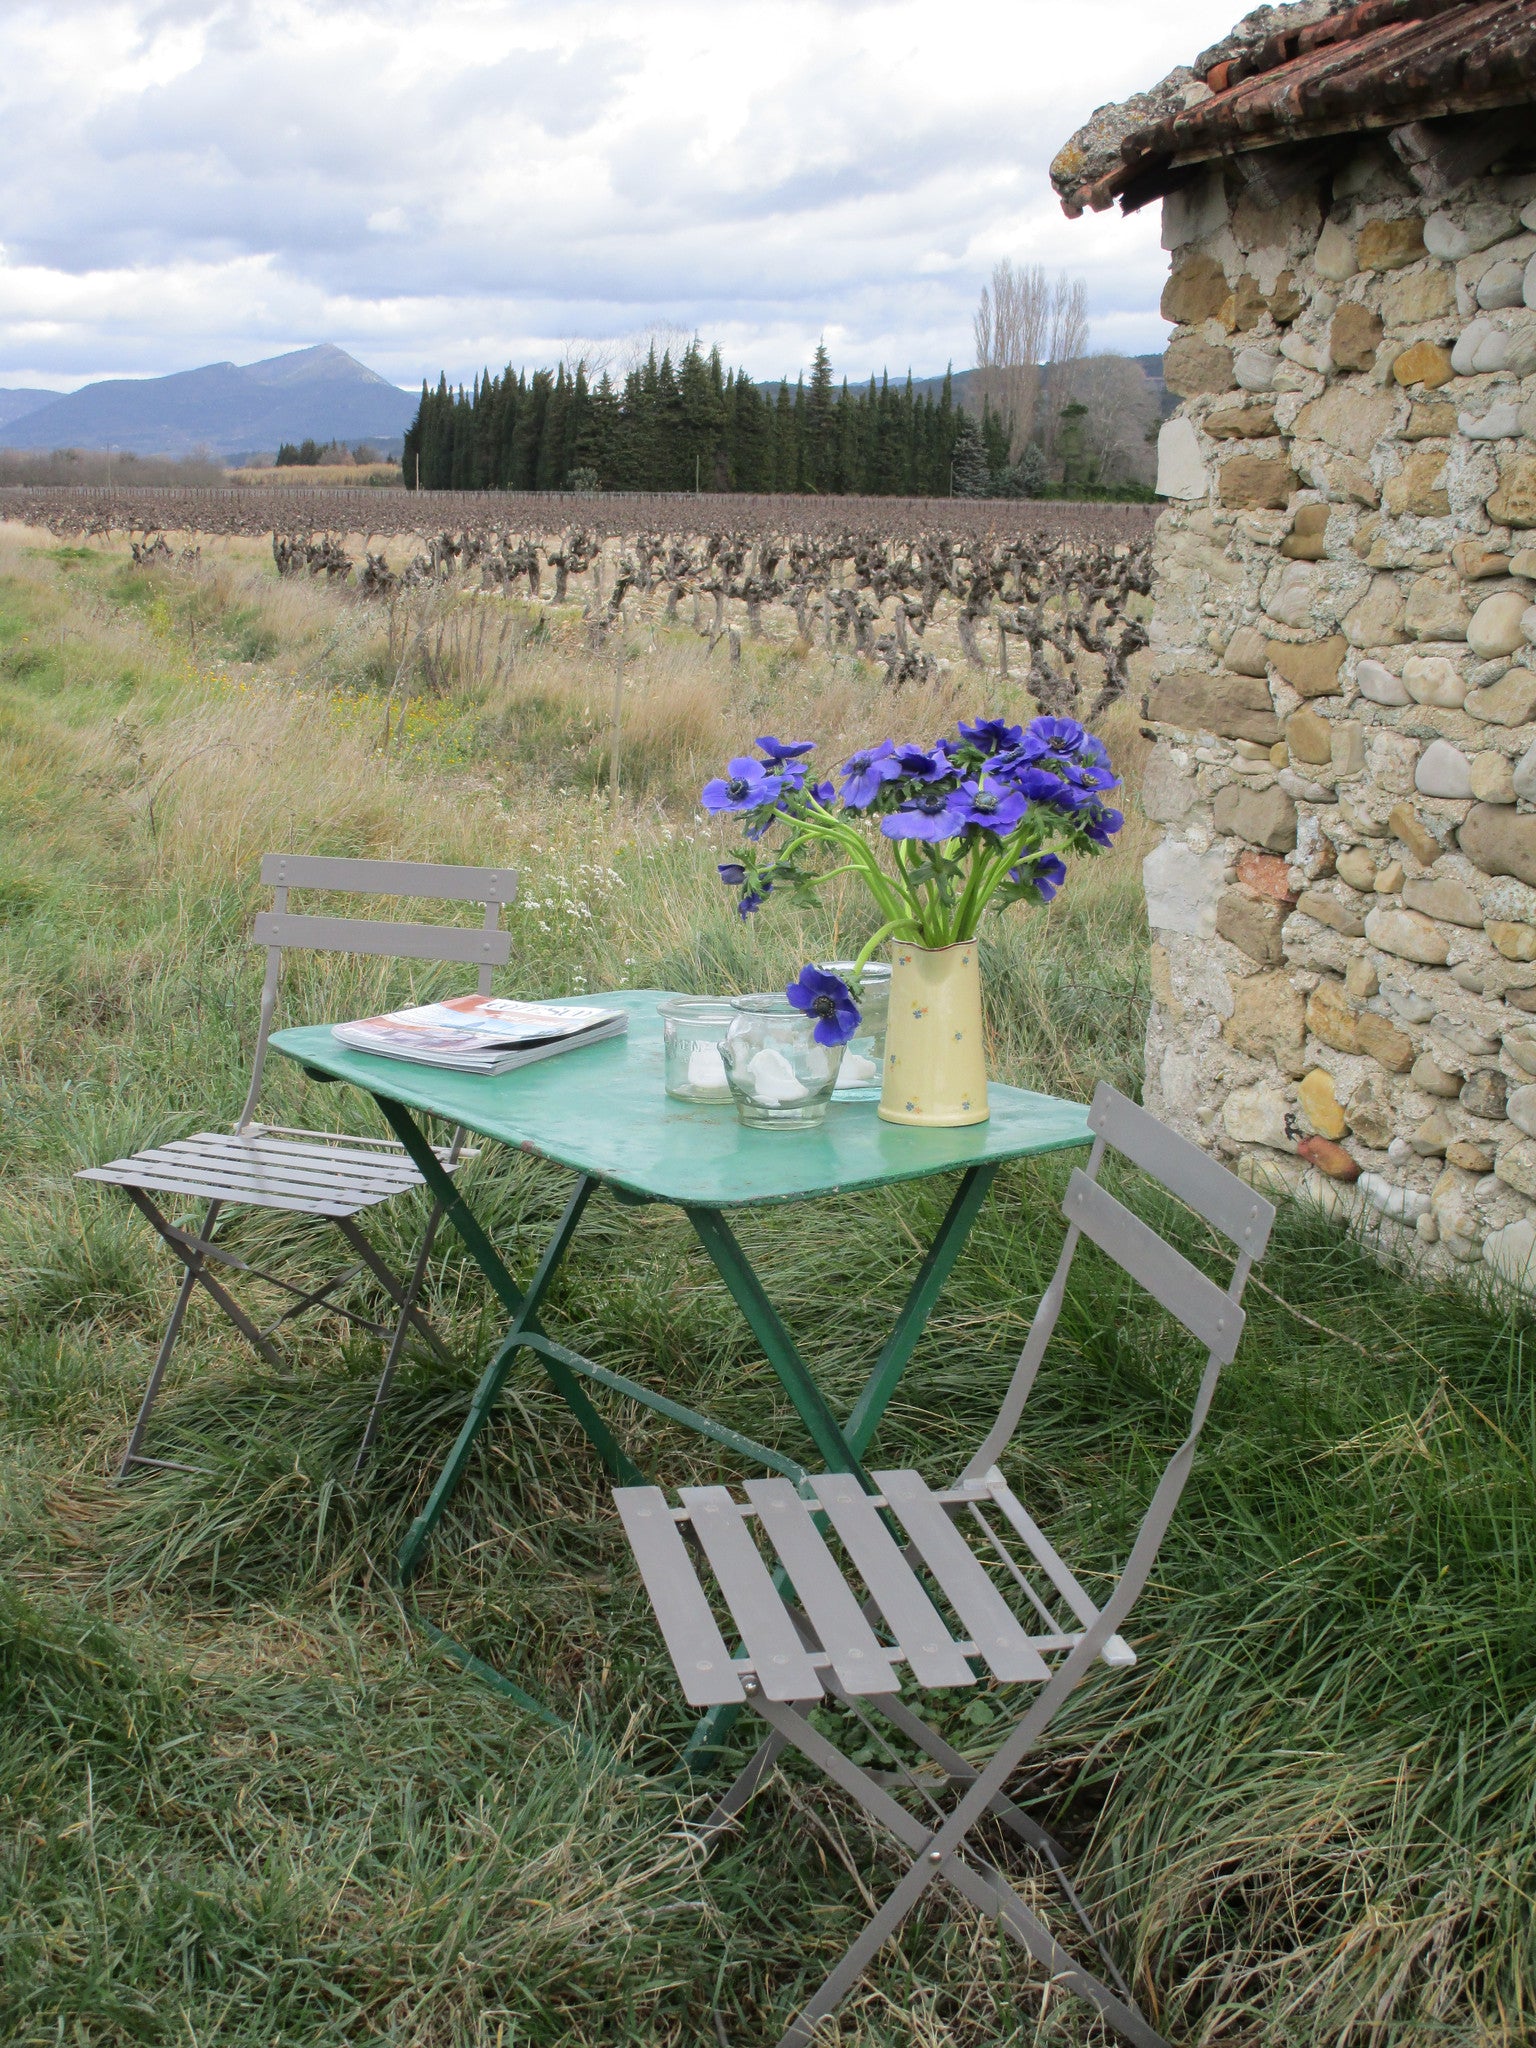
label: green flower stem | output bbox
[953,828,1030,939]
[773,802,913,926]
[849,919,907,980]
[733,785,1094,958]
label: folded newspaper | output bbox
[332,994,627,1074]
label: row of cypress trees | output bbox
[400,341,1011,497]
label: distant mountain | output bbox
[761,356,1172,418]
[907,357,1173,417]
[1,346,418,458]
[0,387,54,431]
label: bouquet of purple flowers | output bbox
[703,715,1122,1043]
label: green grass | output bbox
[2,533,1535,2045]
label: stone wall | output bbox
[1140,144,1536,1286]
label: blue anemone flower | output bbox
[1055,753,1118,796]
[959,779,1027,834]
[958,716,1024,755]
[1000,762,1089,811]
[809,779,836,806]
[1082,805,1125,848]
[702,757,785,814]
[1009,853,1068,901]
[718,859,772,915]
[838,740,902,808]
[893,743,951,783]
[756,735,816,762]
[881,785,972,841]
[1017,715,1088,765]
[785,963,862,1046]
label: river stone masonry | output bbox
[1141,149,1536,1286]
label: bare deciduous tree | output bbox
[1041,275,1090,463]
[1047,275,1089,376]
[974,266,1091,466]
[972,260,1051,458]
[559,322,697,383]
[1072,354,1159,489]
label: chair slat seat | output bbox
[743,1478,899,1696]
[808,1473,976,1689]
[875,1469,1051,1683]
[614,1487,744,1707]
[78,1129,457,1218]
[680,1486,828,1702]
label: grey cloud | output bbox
[0,0,1188,392]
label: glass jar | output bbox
[722,994,844,1130]
[660,997,737,1103]
[820,961,891,1101]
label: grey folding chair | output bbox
[614,1082,1274,2048]
[79,855,515,1482]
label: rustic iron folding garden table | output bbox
[271,989,1091,1741]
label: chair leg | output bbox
[852,1689,1134,2004]
[334,1216,455,1367]
[752,1696,1166,2048]
[351,1201,447,1480]
[119,1199,222,1478]
[125,1188,287,1364]
[691,1727,793,1852]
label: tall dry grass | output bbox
[25,529,1536,2048]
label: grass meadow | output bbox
[2,525,1535,2047]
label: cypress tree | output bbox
[654,351,687,490]
[402,381,429,489]
[726,372,769,490]
[511,370,549,489]
[577,372,621,486]
[400,341,1034,498]
[679,341,726,491]
[804,342,836,492]
[535,365,570,489]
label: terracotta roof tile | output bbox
[1060,0,1536,216]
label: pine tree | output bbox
[1004,442,1049,497]
[576,371,621,486]
[534,365,570,489]
[804,341,836,492]
[1056,402,1093,494]
[950,415,990,498]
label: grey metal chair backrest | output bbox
[237,854,516,1130]
[965,1081,1274,1487]
[955,1080,1274,1714]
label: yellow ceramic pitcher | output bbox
[878,940,989,1127]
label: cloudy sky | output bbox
[1,0,1242,395]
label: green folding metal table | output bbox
[272,989,1091,1738]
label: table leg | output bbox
[395,1170,641,1585]
[843,1163,998,1455]
[686,1207,874,1488]
[370,1098,641,1584]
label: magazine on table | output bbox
[332,993,627,1074]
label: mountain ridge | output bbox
[0,345,417,458]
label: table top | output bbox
[271,990,1092,1209]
